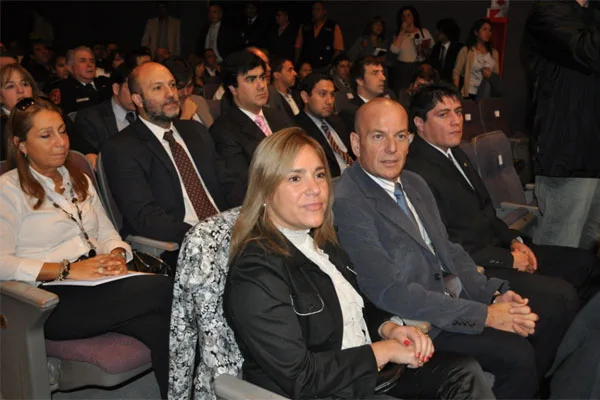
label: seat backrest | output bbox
[472,130,527,207]
[69,150,101,195]
[96,153,124,231]
[458,141,477,169]
[479,98,511,136]
[461,99,485,142]
[169,207,243,400]
[206,99,222,120]
[0,160,9,175]
[334,91,350,114]
[204,83,221,100]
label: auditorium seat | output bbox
[461,99,485,142]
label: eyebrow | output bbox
[287,166,325,174]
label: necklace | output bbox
[52,187,97,257]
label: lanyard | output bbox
[51,187,97,256]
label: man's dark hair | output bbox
[270,54,291,74]
[221,50,266,89]
[409,64,440,86]
[299,72,334,95]
[110,63,132,86]
[409,82,462,131]
[436,18,461,43]
[125,47,152,69]
[350,55,383,82]
[312,1,326,9]
[331,52,350,69]
[276,7,289,16]
[162,56,193,86]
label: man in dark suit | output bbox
[240,2,268,48]
[404,83,599,306]
[333,97,543,399]
[210,50,288,207]
[74,63,135,152]
[295,73,354,177]
[101,62,230,263]
[196,4,241,64]
[47,46,112,115]
[267,55,300,126]
[267,7,298,61]
[339,55,389,132]
[428,18,462,83]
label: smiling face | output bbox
[230,65,268,114]
[267,145,329,231]
[413,96,463,151]
[1,70,34,110]
[352,99,410,181]
[17,109,69,174]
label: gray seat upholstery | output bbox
[0,281,152,399]
[96,153,178,257]
[169,207,289,400]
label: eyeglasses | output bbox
[14,97,36,111]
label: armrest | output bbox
[214,374,290,400]
[126,235,179,255]
[499,201,540,216]
[1,281,58,399]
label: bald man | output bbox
[333,98,540,399]
[101,62,231,263]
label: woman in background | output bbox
[348,16,390,62]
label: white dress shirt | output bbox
[306,112,350,173]
[239,107,273,135]
[0,166,131,285]
[279,226,371,349]
[111,97,132,132]
[278,90,300,115]
[205,21,223,63]
[139,117,219,226]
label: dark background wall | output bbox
[0,0,535,134]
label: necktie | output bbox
[320,120,354,166]
[285,93,300,115]
[394,182,418,227]
[125,112,136,124]
[254,115,272,136]
[439,45,447,68]
[163,130,218,220]
[85,83,96,92]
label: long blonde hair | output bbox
[228,127,339,262]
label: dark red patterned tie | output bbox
[163,130,218,221]
[321,120,354,166]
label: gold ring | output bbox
[98,267,104,274]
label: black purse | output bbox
[374,362,407,394]
[127,249,174,276]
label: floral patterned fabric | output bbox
[168,207,243,400]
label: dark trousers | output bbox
[434,328,538,399]
[42,275,173,399]
[484,266,579,382]
[388,351,495,399]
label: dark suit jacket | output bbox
[429,41,463,83]
[267,23,298,61]
[339,96,365,133]
[196,22,241,59]
[101,119,230,243]
[333,164,508,337]
[225,237,388,398]
[267,85,297,126]
[48,75,113,115]
[210,106,288,206]
[294,111,354,177]
[404,135,518,269]
[74,99,120,152]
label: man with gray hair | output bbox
[47,45,112,114]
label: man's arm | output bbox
[527,2,600,73]
[101,137,192,243]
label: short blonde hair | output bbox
[229,127,338,261]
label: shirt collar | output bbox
[29,165,70,191]
[423,138,454,159]
[358,94,371,104]
[2,106,11,115]
[442,41,451,50]
[361,166,401,198]
[78,79,96,89]
[306,110,327,127]
[238,106,264,122]
[111,97,128,122]
[139,115,174,138]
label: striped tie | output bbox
[321,119,353,166]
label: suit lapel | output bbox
[132,120,180,183]
[351,165,432,252]
[451,147,490,203]
[297,112,339,176]
[231,106,266,141]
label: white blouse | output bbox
[0,166,132,284]
[390,28,434,63]
[279,227,371,349]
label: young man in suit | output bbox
[196,4,241,64]
[428,18,462,83]
[339,55,387,132]
[210,50,288,207]
[403,83,599,305]
[295,73,354,177]
[101,62,230,265]
[267,55,300,126]
[74,63,135,152]
[334,97,543,399]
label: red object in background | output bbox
[489,17,508,77]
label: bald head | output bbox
[351,98,410,181]
[247,47,271,83]
[129,62,180,128]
